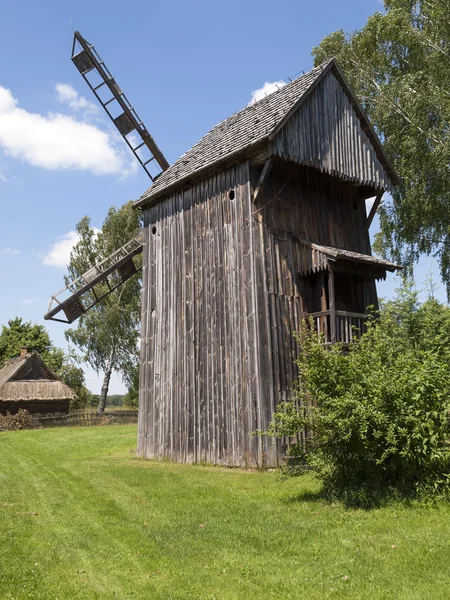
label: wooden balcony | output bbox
[305,310,367,345]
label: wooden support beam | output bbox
[328,269,336,345]
[320,274,328,339]
[252,158,273,204]
[366,191,384,228]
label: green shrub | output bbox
[265,286,450,504]
[0,409,41,431]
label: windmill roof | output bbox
[304,241,402,272]
[135,59,397,208]
[0,353,76,402]
[136,61,330,207]
[295,240,402,280]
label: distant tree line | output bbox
[88,393,137,409]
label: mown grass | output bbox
[1,425,450,599]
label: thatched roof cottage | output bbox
[0,348,75,415]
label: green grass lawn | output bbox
[1,426,450,599]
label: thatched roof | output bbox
[0,353,76,402]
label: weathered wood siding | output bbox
[269,71,392,192]
[255,161,372,252]
[138,157,381,467]
[138,162,279,467]
[250,161,378,406]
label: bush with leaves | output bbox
[0,410,41,431]
[265,285,450,504]
[58,360,92,410]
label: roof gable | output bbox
[11,354,58,382]
[0,354,75,402]
[136,59,397,207]
[269,68,394,191]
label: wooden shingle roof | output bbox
[295,240,402,279]
[135,61,332,207]
[135,58,398,208]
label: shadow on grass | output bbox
[282,481,422,510]
[282,489,323,504]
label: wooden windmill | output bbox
[44,31,168,324]
[45,32,402,467]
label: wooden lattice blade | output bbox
[71,30,169,180]
[44,232,143,324]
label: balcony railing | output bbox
[305,310,367,345]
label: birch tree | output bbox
[65,202,141,414]
[313,0,450,296]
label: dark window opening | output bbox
[334,272,365,313]
[297,272,329,315]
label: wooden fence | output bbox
[36,409,138,428]
[306,310,367,345]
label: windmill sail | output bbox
[71,30,169,180]
[44,32,169,325]
[44,232,143,324]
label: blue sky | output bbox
[0,0,444,393]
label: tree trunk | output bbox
[98,361,113,415]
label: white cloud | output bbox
[0,166,7,182]
[0,247,20,255]
[22,297,40,305]
[43,228,100,269]
[0,85,135,176]
[43,230,79,268]
[248,80,286,106]
[55,83,97,113]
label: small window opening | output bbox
[151,308,156,318]
[152,226,157,235]
[228,189,235,200]
[352,201,358,211]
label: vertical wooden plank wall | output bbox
[138,162,276,467]
[257,161,373,253]
[249,167,303,451]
